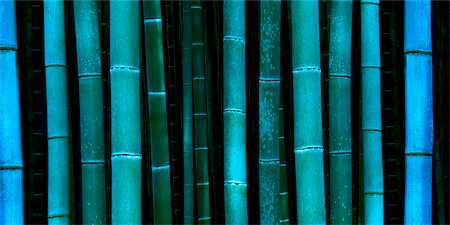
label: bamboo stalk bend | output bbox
[44,1,70,224]
[110,1,142,224]
[73,1,106,224]
[404,0,433,224]
[143,1,172,224]
[291,0,326,224]
[258,0,281,224]
[0,1,24,224]
[361,0,384,224]
[223,0,248,224]
[328,0,353,224]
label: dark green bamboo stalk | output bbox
[223,0,248,224]
[404,0,433,223]
[73,1,106,224]
[279,95,289,225]
[182,1,194,224]
[0,1,24,224]
[143,1,172,224]
[258,0,281,224]
[360,1,384,224]
[192,1,211,223]
[291,0,326,224]
[328,0,353,224]
[110,1,142,224]
[44,1,70,223]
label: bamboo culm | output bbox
[404,0,433,223]
[110,1,142,224]
[291,0,326,224]
[0,1,24,224]
[143,1,173,224]
[44,1,70,224]
[259,0,281,224]
[328,1,353,224]
[73,1,106,224]
[182,1,194,224]
[223,0,248,224]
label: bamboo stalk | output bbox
[44,1,70,224]
[404,0,433,224]
[73,1,106,224]
[143,1,172,224]
[291,0,326,224]
[259,0,281,224]
[360,1,384,224]
[110,1,142,224]
[223,1,248,224]
[279,90,289,225]
[328,1,353,224]
[0,1,24,224]
[182,1,194,224]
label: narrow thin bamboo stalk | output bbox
[0,1,24,224]
[110,1,142,224]
[182,1,194,224]
[73,1,106,224]
[360,1,384,224]
[258,0,281,224]
[279,89,289,225]
[192,1,212,223]
[291,0,326,224]
[223,0,248,224]
[404,0,433,224]
[328,1,353,224]
[44,1,70,224]
[143,1,172,224]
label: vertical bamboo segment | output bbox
[259,0,281,224]
[192,1,212,223]
[404,0,433,224]
[73,1,106,224]
[0,1,24,224]
[143,1,172,224]
[291,0,326,224]
[223,1,248,224]
[279,94,289,225]
[44,1,70,224]
[110,1,142,224]
[328,1,353,224]
[360,1,384,224]
[182,1,194,224]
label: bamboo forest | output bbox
[0,0,449,224]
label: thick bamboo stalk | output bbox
[182,1,194,224]
[328,1,353,224]
[192,1,212,223]
[0,1,24,224]
[404,0,433,224]
[44,1,70,224]
[360,1,384,224]
[291,0,326,224]
[73,1,106,224]
[110,1,142,224]
[223,1,248,224]
[143,1,172,224]
[259,0,281,224]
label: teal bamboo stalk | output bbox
[143,1,172,224]
[223,0,248,224]
[110,1,142,224]
[259,0,281,224]
[73,1,106,224]
[0,1,24,224]
[44,1,70,224]
[328,0,353,224]
[404,0,433,223]
[360,1,384,224]
[182,1,194,224]
[279,93,289,225]
[192,1,212,223]
[291,0,326,224]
